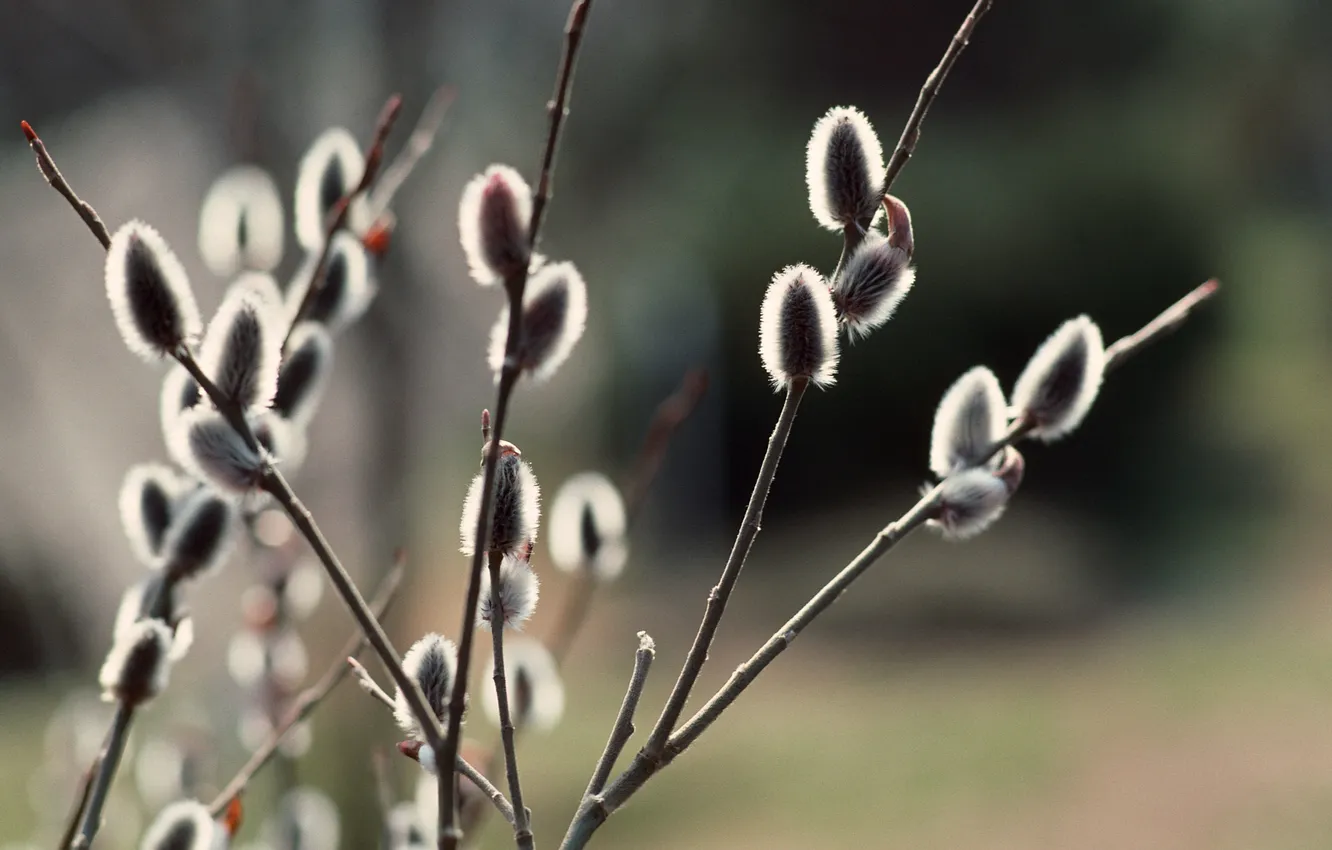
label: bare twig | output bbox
[640,376,809,761]
[881,0,994,194]
[368,85,457,220]
[284,94,404,350]
[67,704,134,849]
[57,751,102,850]
[621,368,710,520]
[488,553,534,850]
[207,561,405,817]
[27,123,453,846]
[584,632,655,798]
[560,280,1220,849]
[456,757,517,827]
[20,121,111,249]
[439,3,596,846]
[349,656,398,710]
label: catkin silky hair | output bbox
[459,164,533,286]
[1011,315,1106,441]
[105,221,202,360]
[758,264,840,388]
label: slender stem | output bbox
[283,95,404,350]
[207,562,404,816]
[57,752,101,850]
[488,553,534,849]
[620,368,710,520]
[640,376,809,760]
[529,0,594,254]
[68,704,134,849]
[440,5,596,844]
[584,632,655,798]
[26,99,459,848]
[456,756,517,827]
[258,467,448,744]
[441,368,517,848]
[559,280,1220,849]
[368,86,457,220]
[546,572,595,665]
[349,657,398,710]
[881,0,994,194]
[20,121,111,249]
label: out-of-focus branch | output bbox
[207,560,405,817]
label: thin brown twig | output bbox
[57,751,102,850]
[560,280,1220,849]
[488,553,534,850]
[439,3,596,846]
[207,560,405,817]
[638,376,809,763]
[283,94,404,350]
[21,121,111,249]
[881,0,994,194]
[27,121,453,844]
[584,632,655,798]
[621,368,710,520]
[368,85,457,220]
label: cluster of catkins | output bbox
[100,126,398,850]
[765,106,1106,540]
[362,164,635,846]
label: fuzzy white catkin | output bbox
[806,106,886,231]
[1011,316,1106,442]
[271,322,333,427]
[105,221,203,360]
[833,232,915,338]
[459,453,541,557]
[160,486,236,581]
[119,463,193,566]
[394,633,458,740]
[930,366,1008,478]
[140,800,224,850]
[199,284,283,411]
[487,261,587,382]
[198,165,285,277]
[458,165,533,286]
[759,264,840,389]
[182,410,265,493]
[294,128,364,251]
[931,469,1011,541]
[99,618,174,705]
[478,556,540,631]
[284,234,376,334]
[548,472,629,580]
[480,636,564,732]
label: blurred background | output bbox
[1,0,1330,847]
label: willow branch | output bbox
[488,554,534,850]
[881,0,994,194]
[557,280,1220,849]
[25,121,455,846]
[21,121,111,249]
[368,85,457,220]
[207,561,405,817]
[67,704,134,849]
[584,632,655,798]
[284,94,404,349]
[439,3,595,845]
[637,376,808,766]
